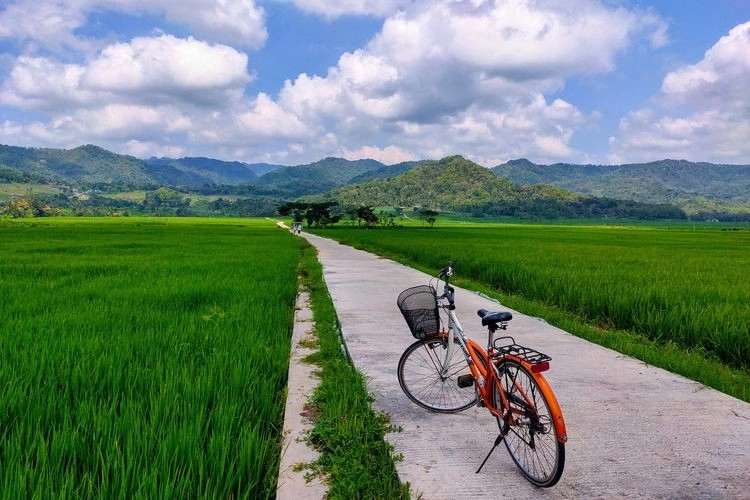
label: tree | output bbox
[379,209,397,227]
[143,187,190,215]
[1,198,33,218]
[418,208,439,227]
[277,201,341,228]
[306,201,341,227]
[356,205,379,228]
[277,201,308,222]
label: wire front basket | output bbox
[397,285,440,339]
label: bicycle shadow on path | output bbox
[300,232,750,500]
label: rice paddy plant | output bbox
[0,218,299,498]
[315,225,750,371]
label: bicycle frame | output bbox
[438,299,567,444]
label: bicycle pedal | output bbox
[457,374,474,388]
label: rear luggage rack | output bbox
[492,336,551,365]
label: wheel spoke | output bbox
[492,360,565,487]
[398,338,477,412]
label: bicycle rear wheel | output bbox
[398,336,477,412]
[493,359,565,487]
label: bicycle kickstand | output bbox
[476,433,504,474]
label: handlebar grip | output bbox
[441,261,456,275]
[444,284,456,310]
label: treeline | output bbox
[5,189,748,222]
[183,184,286,197]
[0,166,47,184]
[1,194,141,217]
[0,188,284,218]
[205,197,286,217]
[277,201,397,228]
[458,197,688,221]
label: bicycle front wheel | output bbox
[493,359,565,487]
[398,336,477,412]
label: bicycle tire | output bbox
[493,359,565,487]
[397,336,477,412]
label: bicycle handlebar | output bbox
[437,261,456,310]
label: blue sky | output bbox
[0,1,748,167]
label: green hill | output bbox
[316,156,604,207]
[0,144,153,186]
[0,145,379,192]
[492,159,750,215]
[310,155,681,220]
[319,155,518,208]
[256,157,386,195]
[145,157,265,185]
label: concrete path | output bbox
[299,232,750,499]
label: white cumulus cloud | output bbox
[341,145,418,164]
[1,35,250,110]
[0,0,677,165]
[0,0,267,51]
[82,35,251,103]
[0,1,89,53]
[610,21,750,164]
[0,56,92,111]
[272,0,652,164]
[0,33,253,153]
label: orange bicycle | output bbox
[396,262,567,487]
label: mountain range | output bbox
[313,155,688,220]
[0,144,423,194]
[1,143,748,218]
[0,144,279,187]
[493,158,750,215]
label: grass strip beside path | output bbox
[297,241,409,499]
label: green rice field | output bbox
[0,218,299,497]
[3,216,748,496]
[0,183,61,202]
[314,224,750,373]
